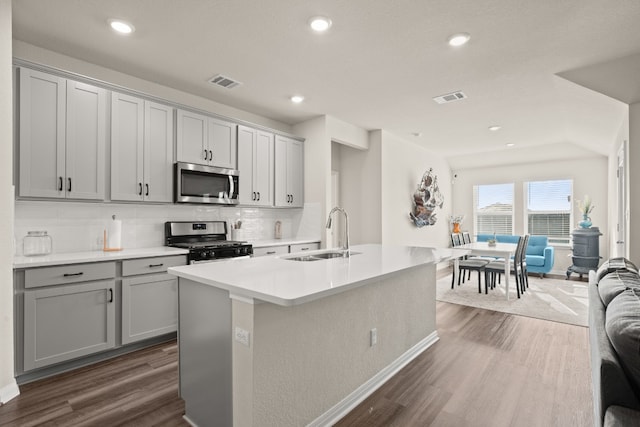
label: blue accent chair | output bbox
[476,234,555,276]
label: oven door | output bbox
[175,162,239,205]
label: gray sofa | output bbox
[589,258,640,426]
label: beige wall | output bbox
[0,0,17,404]
[608,112,629,259]
[629,103,640,265]
[451,156,609,275]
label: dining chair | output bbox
[451,233,489,292]
[483,235,527,298]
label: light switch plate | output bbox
[235,327,250,346]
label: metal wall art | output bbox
[410,168,444,227]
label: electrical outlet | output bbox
[235,327,250,347]
[370,328,377,347]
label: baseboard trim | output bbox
[0,379,20,404]
[308,331,440,427]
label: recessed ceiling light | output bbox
[109,19,135,34]
[506,143,515,147]
[309,16,332,32]
[447,32,470,47]
[412,132,423,137]
[291,95,304,103]
[488,125,501,131]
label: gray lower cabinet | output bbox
[23,279,116,371]
[121,273,178,345]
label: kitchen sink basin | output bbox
[282,250,361,261]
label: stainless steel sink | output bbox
[282,250,361,261]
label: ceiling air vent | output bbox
[208,74,242,89]
[433,91,467,104]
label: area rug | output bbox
[436,273,589,327]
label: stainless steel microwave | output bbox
[175,162,239,205]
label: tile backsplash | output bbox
[14,200,321,255]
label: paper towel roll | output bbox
[107,216,122,249]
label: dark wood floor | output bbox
[336,301,593,426]
[0,303,593,426]
[0,341,189,426]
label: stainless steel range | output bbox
[165,221,253,264]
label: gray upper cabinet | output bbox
[275,135,304,207]
[111,93,173,202]
[237,125,274,206]
[176,109,237,169]
[19,68,106,200]
[208,117,237,169]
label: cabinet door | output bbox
[209,117,237,169]
[18,68,66,199]
[111,93,144,201]
[287,139,304,207]
[65,80,106,200]
[176,109,208,165]
[237,125,256,205]
[274,136,289,207]
[122,274,178,345]
[23,280,116,371]
[144,101,174,202]
[254,130,274,206]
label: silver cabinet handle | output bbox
[257,192,260,201]
[145,183,149,196]
[58,176,63,191]
[138,183,143,196]
[148,263,164,268]
[266,251,276,255]
[204,149,208,160]
[67,177,72,192]
[209,150,213,162]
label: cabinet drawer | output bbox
[253,245,289,257]
[25,262,116,289]
[122,255,187,276]
[289,243,320,253]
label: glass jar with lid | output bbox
[23,231,53,256]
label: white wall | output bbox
[451,156,609,275]
[14,201,320,255]
[335,135,382,245]
[13,41,292,134]
[293,116,330,246]
[327,116,369,150]
[380,131,452,249]
[0,0,18,404]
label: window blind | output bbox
[473,183,514,235]
[525,179,572,243]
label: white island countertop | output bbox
[14,246,189,269]
[168,244,463,306]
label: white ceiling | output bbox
[11,0,640,169]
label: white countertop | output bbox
[250,238,320,248]
[13,247,189,269]
[168,244,462,306]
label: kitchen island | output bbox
[168,244,461,427]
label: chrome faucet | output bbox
[326,206,350,256]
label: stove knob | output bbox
[235,248,241,255]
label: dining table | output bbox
[452,241,519,300]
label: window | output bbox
[525,179,572,244]
[473,183,514,235]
